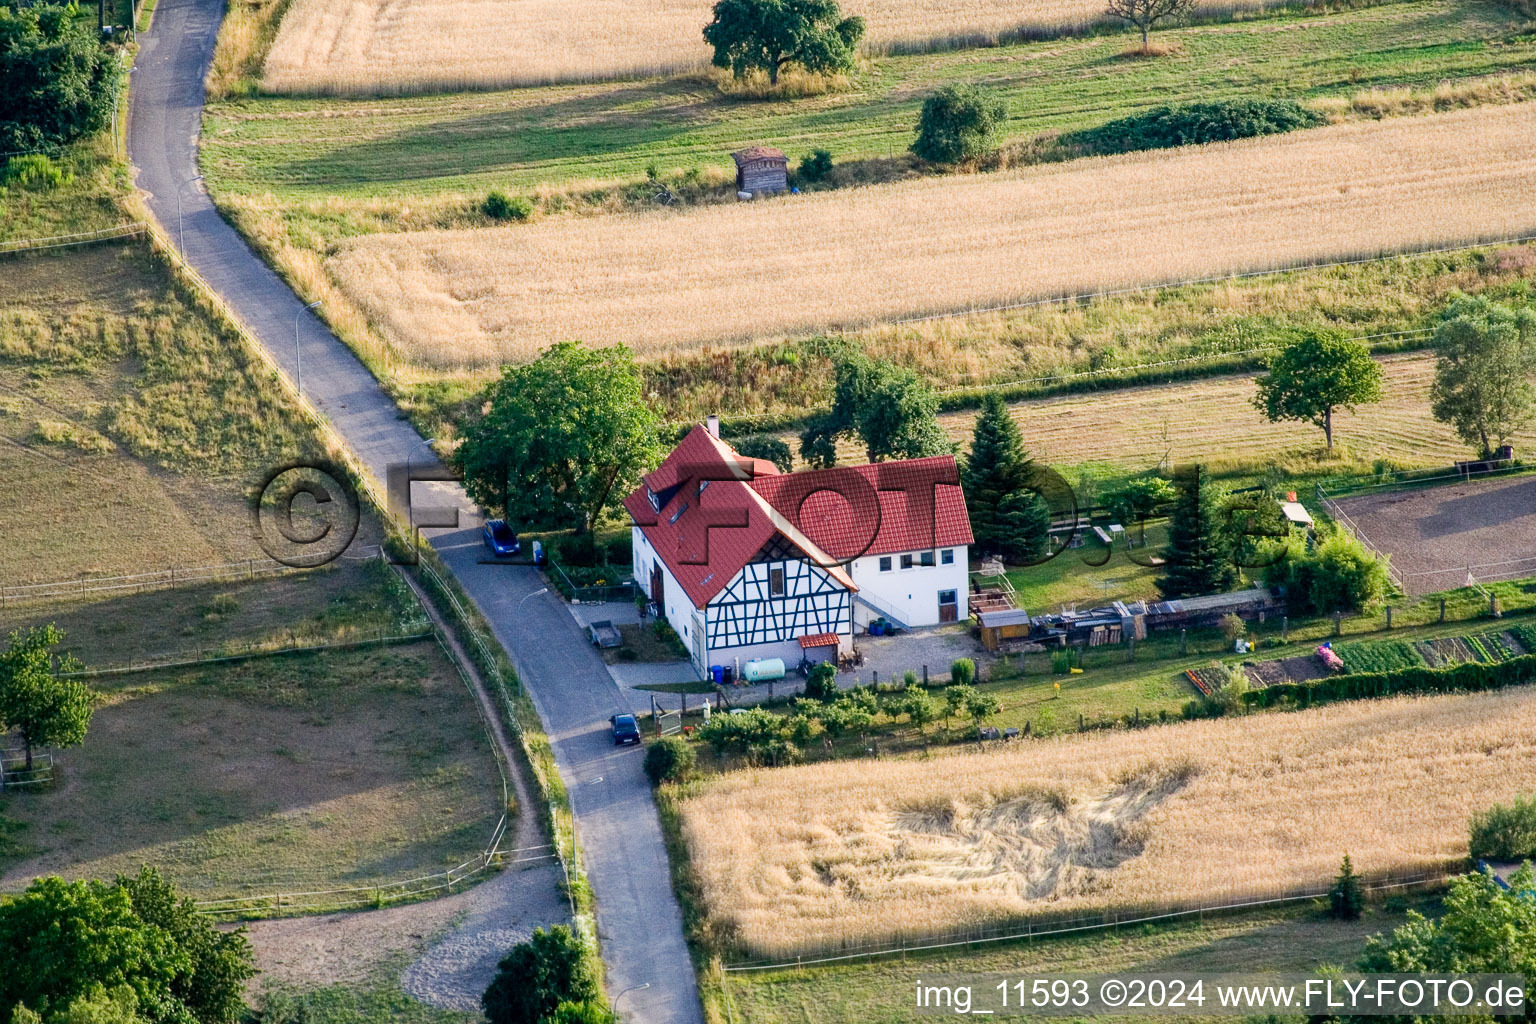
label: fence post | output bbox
[1385,606,1392,629]
[1179,628,1186,655]
[1491,593,1502,618]
[1281,616,1288,643]
[1440,597,1447,623]
[1334,612,1342,636]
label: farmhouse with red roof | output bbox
[625,422,973,677]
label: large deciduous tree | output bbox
[0,4,115,152]
[482,926,600,1024]
[0,870,253,1024]
[1253,330,1383,451]
[1104,0,1196,52]
[1156,465,1236,599]
[0,624,91,771]
[703,0,865,85]
[1359,864,1536,980]
[455,342,661,535]
[1429,294,1536,460]
[799,353,952,466]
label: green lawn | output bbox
[716,897,1433,1024]
[0,639,504,902]
[203,0,1535,208]
[1004,523,1169,612]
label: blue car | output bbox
[482,519,521,557]
[610,713,641,746]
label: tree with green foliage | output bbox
[894,688,938,733]
[1329,854,1364,921]
[1359,865,1536,979]
[1156,466,1236,599]
[911,84,1007,164]
[802,660,838,701]
[1253,331,1383,450]
[733,433,794,472]
[643,736,696,786]
[0,870,253,1024]
[1429,294,1536,459]
[702,0,864,85]
[996,489,1053,565]
[482,926,599,1024]
[456,342,661,534]
[963,394,1032,553]
[548,1002,615,1024]
[0,624,91,771]
[1470,794,1536,861]
[0,4,115,153]
[1217,489,1288,576]
[1261,528,1390,615]
[1101,476,1176,526]
[799,354,951,466]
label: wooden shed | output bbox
[978,608,1034,653]
[732,146,789,195]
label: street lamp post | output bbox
[518,587,549,609]
[294,299,321,396]
[176,174,202,254]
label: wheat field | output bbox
[679,688,1536,959]
[262,0,1189,95]
[328,104,1536,368]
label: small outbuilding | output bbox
[732,146,789,195]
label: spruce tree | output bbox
[997,490,1053,565]
[1330,853,1364,920]
[963,393,1032,554]
[1156,465,1236,598]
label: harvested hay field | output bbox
[329,104,1536,367]
[261,0,1206,95]
[678,688,1536,958]
[931,352,1536,470]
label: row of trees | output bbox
[1255,295,1536,460]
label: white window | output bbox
[941,548,954,565]
[900,554,915,570]
[879,556,892,572]
[919,550,936,567]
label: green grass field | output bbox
[0,638,503,900]
[715,897,1432,1023]
[204,0,1534,206]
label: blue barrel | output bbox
[711,665,724,685]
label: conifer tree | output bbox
[1156,465,1236,598]
[963,393,1033,554]
[1330,853,1364,920]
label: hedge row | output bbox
[1061,99,1326,156]
[1244,650,1536,709]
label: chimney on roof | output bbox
[706,414,720,439]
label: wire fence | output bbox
[0,747,55,791]
[0,223,148,256]
[0,546,385,608]
[721,867,1458,972]
[60,629,432,679]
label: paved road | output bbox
[128,3,704,1021]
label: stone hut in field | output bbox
[732,146,789,195]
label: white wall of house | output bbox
[633,527,703,669]
[849,545,969,628]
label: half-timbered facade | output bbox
[625,425,973,678]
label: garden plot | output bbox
[1232,626,1533,687]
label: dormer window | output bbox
[646,487,662,513]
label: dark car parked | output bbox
[610,713,641,746]
[482,519,520,557]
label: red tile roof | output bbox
[624,427,855,607]
[798,633,840,648]
[750,457,973,560]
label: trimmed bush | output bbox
[950,657,975,687]
[1063,99,1325,157]
[803,661,838,702]
[1470,795,1536,861]
[1244,649,1536,711]
[643,736,695,786]
[911,85,1007,164]
[798,148,834,183]
[483,191,533,221]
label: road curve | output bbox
[128,4,704,1021]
